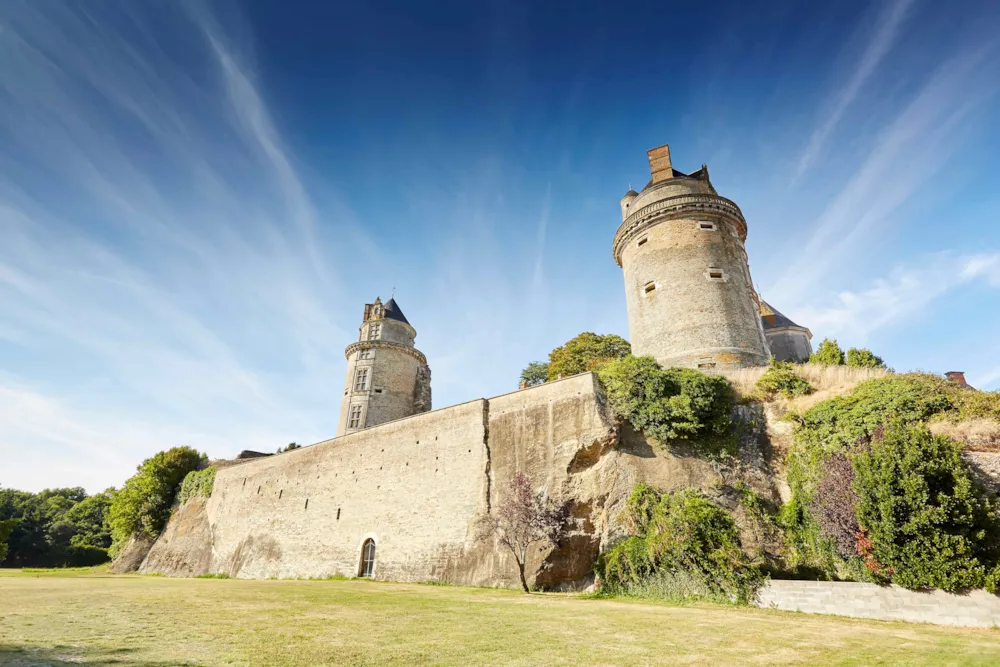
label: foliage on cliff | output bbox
[754,360,814,399]
[0,487,114,567]
[546,332,630,381]
[782,373,1000,591]
[108,447,206,558]
[597,355,736,456]
[176,467,217,506]
[598,485,764,604]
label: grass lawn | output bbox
[1,568,999,666]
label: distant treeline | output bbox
[0,487,114,567]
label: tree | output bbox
[546,333,630,381]
[63,489,115,550]
[809,338,845,365]
[519,361,549,388]
[475,473,565,592]
[108,447,206,558]
[0,518,17,564]
[278,443,301,453]
[846,348,886,369]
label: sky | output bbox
[1,0,999,494]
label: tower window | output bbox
[348,404,363,429]
[706,269,727,282]
[359,349,374,360]
[367,323,381,340]
[636,236,648,247]
[698,221,717,231]
[644,281,656,294]
[354,368,369,391]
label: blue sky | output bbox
[2,0,999,493]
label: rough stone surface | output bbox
[109,534,155,574]
[140,497,213,577]
[756,580,1000,628]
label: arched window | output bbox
[359,538,376,577]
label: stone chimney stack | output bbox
[647,144,673,184]
[945,371,969,387]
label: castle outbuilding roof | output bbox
[760,301,809,334]
[383,297,410,325]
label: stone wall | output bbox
[756,580,1000,628]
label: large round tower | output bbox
[337,297,432,436]
[612,144,769,370]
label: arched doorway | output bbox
[359,538,376,577]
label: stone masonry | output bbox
[614,144,770,370]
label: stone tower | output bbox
[760,301,813,363]
[612,144,769,370]
[337,297,432,436]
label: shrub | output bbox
[599,486,764,604]
[108,447,206,558]
[809,338,845,365]
[176,467,217,506]
[597,355,735,456]
[846,348,886,369]
[547,333,630,380]
[810,453,860,558]
[755,360,813,399]
[519,361,549,387]
[851,423,1000,591]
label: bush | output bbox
[809,338,845,365]
[755,360,813,399]
[846,348,886,369]
[597,356,736,456]
[108,447,206,558]
[851,423,1000,591]
[599,485,764,604]
[547,333,630,380]
[176,467,217,506]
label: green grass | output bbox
[1,568,999,665]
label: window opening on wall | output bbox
[636,236,648,247]
[354,368,369,391]
[708,270,724,280]
[279,490,283,499]
[305,499,309,510]
[644,281,656,294]
[374,388,383,394]
[359,539,376,577]
[367,323,381,340]
[337,508,341,520]
[698,362,717,369]
[348,404,363,429]
[360,349,374,360]
[698,221,717,231]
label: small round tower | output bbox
[337,297,432,436]
[612,144,769,370]
[760,301,813,363]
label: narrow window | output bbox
[336,508,341,520]
[305,499,309,510]
[279,489,283,499]
[644,281,656,294]
[636,236,648,247]
[374,388,383,394]
[354,368,369,391]
[698,221,717,231]
[257,486,261,495]
[359,539,376,577]
[348,405,363,429]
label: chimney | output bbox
[945,371,968,386]
[647,144,673,184]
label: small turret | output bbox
[620,187,639,221]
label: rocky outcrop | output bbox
[108,534,155,574]
[139,497,214,577]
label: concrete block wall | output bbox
[756,580,1000,628]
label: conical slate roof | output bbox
[383,297,410,325]
[760,301,806,330]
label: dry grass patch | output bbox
[1,568,1000,665]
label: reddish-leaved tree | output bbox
[476,472,565,592]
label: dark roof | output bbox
[760,301,805,331]
[639,166,711,193]
[383,297,410,325]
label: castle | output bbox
[137,145,814,587]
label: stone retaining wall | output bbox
[756,580,1000,628]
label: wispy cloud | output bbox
[794,252,1000,341]
[793,0,915,182]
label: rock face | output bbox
[109,534,155,574]
[140,372,778,588]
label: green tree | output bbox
[809,338,845,365]
[0,487,100,567]
[108,447,206,557]
[519,361,549,387]
[597,355,735,455]
[852,423,1000,591]
[846,347,886,369]
[278,443,301,453]
[0,518,17,564]
[63,489,115,550]
[546,333,630,381]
